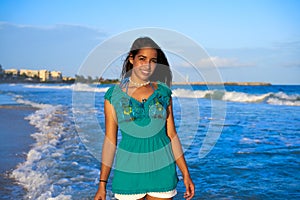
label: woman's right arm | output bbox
[94,100,118,200]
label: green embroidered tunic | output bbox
[104,81,178,194]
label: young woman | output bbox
[94,37,194,200]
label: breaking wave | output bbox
[172,89,300,106]
[21,84,300,106]
[23,83,109,93]
[10,99,113,199]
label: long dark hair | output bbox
[121,37,172,87]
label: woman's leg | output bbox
[145,195,172,200]
[115,194,146,200]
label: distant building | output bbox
[1,67,68,83]
[38,70,62,82]
[39,70,51,82]
[62,76,75,82]
[20,69,39,78]
[50,71,62,82]
[4,69,19,77]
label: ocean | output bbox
[0,83,299,199]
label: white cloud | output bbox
[180,56,254,68]
[201,56,254,68]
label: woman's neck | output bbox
[129,76,150,87]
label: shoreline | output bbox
[0,105,37,199]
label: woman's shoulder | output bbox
[104,85,121,102]
[105,84,117,93]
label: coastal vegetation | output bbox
[74,75,119,84]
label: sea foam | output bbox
[10,99,107,199]
[21,83,300,106]
[23,83,109,93]
[172,89,300,106]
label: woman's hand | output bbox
[94,188,106,200]
[183,175,195,200]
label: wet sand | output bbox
[0,106,37,199]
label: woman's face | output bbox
[129,48,157,82]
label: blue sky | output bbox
[0,0,299,84]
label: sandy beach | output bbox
[0,105,36,199]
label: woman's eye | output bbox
[151,59,157,63]
[139,57,146,61]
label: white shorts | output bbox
[114,189,177,200]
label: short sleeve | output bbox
[104,85,116,103]
[156,82,172,108]
[157,81,172,97]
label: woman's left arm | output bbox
[166,97,195,200]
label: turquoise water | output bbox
[0,83,299,199]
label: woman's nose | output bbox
[141,59,151,67]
